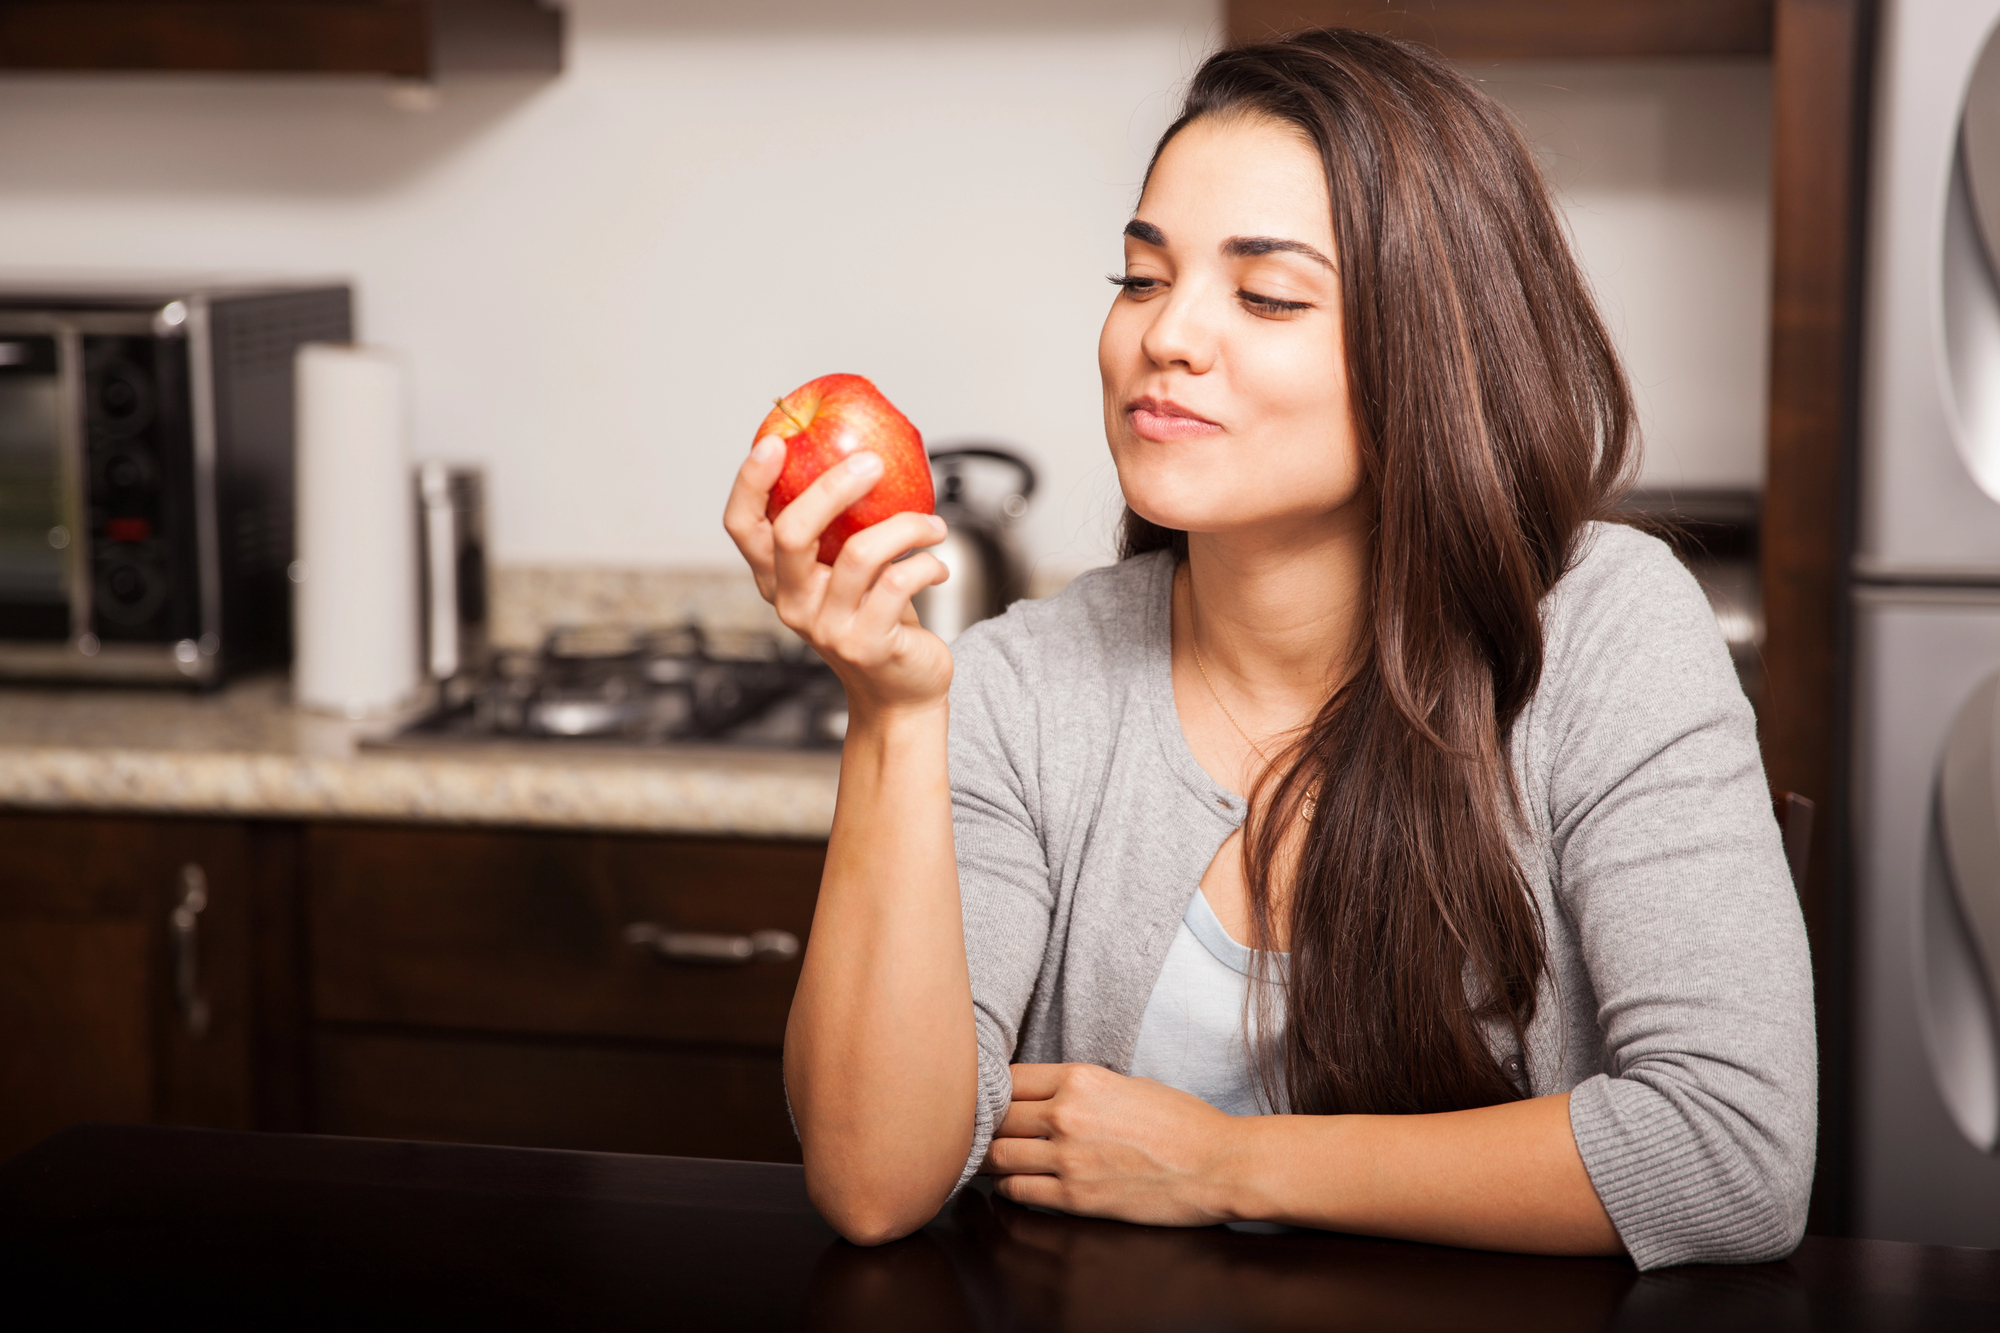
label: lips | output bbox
[1126,395,1222,442]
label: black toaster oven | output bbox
[0,282,350,684]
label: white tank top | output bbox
[1127,889,1289,1115]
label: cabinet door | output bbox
[311,1030,798,1163]
[309,825,821,1045]
[0,814,253,1162]
[305,824,823,1162]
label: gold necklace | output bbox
[1184,567,1318,823]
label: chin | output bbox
[1119,471,1368,547]
[1117,473,1239,537]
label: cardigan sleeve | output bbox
[944,610,1059,1193]
[1541,526,1818,1270]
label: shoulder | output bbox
[949,549,1170,700]
[1541,521,1723,684]
[1548,520,1702,623]
[1531,520,1751,784]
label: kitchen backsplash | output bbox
[488,566,787,649]
[488,563,1086,649]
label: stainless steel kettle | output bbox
[914,446,1037,643]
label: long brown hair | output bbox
[1121,30,1635,1115]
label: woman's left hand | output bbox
[978,1063,1240,1227]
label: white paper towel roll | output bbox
[292,343,418,718]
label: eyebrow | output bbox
[1223,235,1335,269]
[1122,218,1334,270]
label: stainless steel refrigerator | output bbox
[1853,0,2000,1246]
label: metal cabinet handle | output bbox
[623,921,800,966]
[171,864,211,1038]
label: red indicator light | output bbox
[106,518,151,543]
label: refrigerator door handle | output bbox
[1931,670,2000,1149]
[1950,33,2000,505]
[1944,130,2000,503]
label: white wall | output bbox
[1473,60,1774,493]
[0,6,1768,584]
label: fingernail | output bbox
[929,515,948,536]
[847,452,883,477]
[753,436,784,463]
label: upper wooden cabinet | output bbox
[0,1,563,78]
[1228,0,1775,59]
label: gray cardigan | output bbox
[945,523,1816,1271]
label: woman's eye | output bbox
[1238,289,1314,317]
[1107,274,1165,298]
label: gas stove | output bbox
[379,623,847,750]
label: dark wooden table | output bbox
[3,1124,1997,1330]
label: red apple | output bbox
[758,373,933,565]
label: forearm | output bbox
[1221,1093,1621,1255]
[785,702,975,1244]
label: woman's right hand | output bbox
[724,435,954,719]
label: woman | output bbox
[722,29,1815,1271]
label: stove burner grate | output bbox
[389,623,847,749]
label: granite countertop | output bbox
[0,676,839,838]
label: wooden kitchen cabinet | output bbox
[306,825,819,1047]
[303,824,820,1162]
[0,813,258,1163]
[311,1030,798,1163]
[0,1,563,78]
[0,813,825,1167]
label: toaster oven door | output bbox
[0,332,79,642]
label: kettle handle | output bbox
[927,447,1038,502]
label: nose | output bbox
[1138,279,1221,376]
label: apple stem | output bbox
[772,397,807,432]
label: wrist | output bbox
[1211,1113,1346,1226]
[844,697,949,740]
[838,700,950,782]
[1204,1110,1271,1224]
